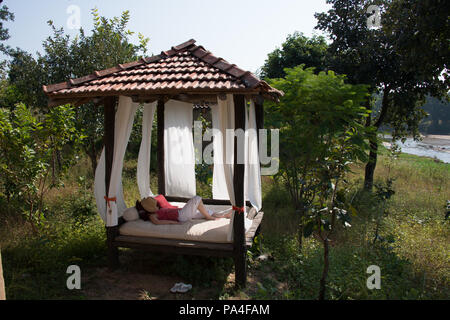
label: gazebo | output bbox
[43,39,282,287]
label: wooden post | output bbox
[233,94,247,288]
[0,250,5,300]
[104,96,119,269]
[157,99,166,196]
[254,96,264,148]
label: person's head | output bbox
[140,196,158,213]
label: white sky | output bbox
[2,0,331,73]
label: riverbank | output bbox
[382,134,450,163]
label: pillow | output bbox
[154,194,178,209]
[122,207,139,221]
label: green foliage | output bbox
[2,214,106,299]
[266,65,375,298]
[63,176,97,222]
[260,32,329,79]
[0,4,14,53]
[265,66,371,241]
[5,8,150,174]
[419,96,450,134]
[0,104,83,223]
[315,0,449,188]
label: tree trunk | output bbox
[86,140,98,177]
[364,86,390,191]
[364,138,379,190]
[318,238,329,300]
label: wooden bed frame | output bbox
[104,95,265,288]
[112,203,263,258]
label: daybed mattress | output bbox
[119,203,252,244]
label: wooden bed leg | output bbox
[104,97,119,270]
[106,226,119,270]
[234,251,247,289]
[233,94,247,289]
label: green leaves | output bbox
[0,104,83,223]
[260,32,329,79]
[265,65,371,244]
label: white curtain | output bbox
[211,94,237,242]
[94,149,126,224]
[245,99,262,211]
[211,95,262,241]
[212,96,261,210]
[93,96,139,227]
[211,94,235,203]
[137,102,157,199]
[164,99,196,198]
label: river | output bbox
[381,135,450,164]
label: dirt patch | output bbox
[82,267,219,300]
[80,250,286,300]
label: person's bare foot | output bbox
[212,212,231,219]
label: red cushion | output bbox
[154,194,178,209]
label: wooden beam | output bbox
[114,236,234,257]
[133,93,218,105]
[103,96,119,269]
[157,99,166,195]
[245,212,264,247]
[233,94,247,288]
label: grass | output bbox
[0,149,448,299]
[255,148,449,299]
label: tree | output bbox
[260,32,329,79]
[6,9,149,174]
[266,65,371,299]
[0,3,14,54]
[265,65,371,253]
[419,97,450,134]
[0,104,83,227]
[315,0,449,190]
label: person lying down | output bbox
[136,195,233,225]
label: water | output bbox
[382,135,450,164]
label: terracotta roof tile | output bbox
[43,39,283,101]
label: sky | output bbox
[2,0,331,74]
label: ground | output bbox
[81,250,285,300]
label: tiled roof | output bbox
[43,39,283,102]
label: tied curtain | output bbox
[211,94,261,241]
[95,96,138,227]
[211,95,262,211]
[95,97,156,227]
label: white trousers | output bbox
[178,196,212,222]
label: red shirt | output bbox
[154,208,180,221]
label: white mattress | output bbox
[119,203,253,243]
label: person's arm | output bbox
[149,214,179,225]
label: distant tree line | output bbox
[419,97,450,135]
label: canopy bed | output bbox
[43,39,283,287]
